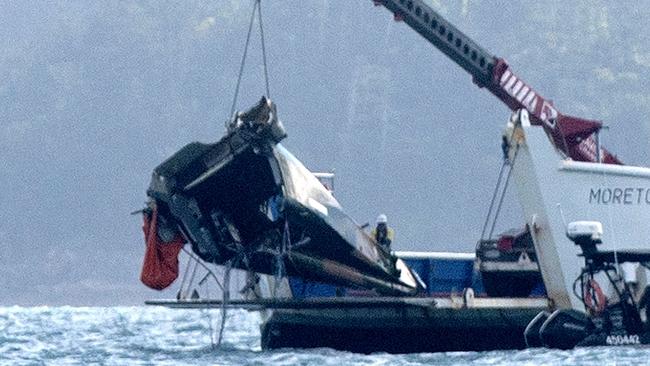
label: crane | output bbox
[372,0,621,164]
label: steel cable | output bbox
[229,0,272,119]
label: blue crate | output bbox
[402,258,430,284]
[427,258,474,294]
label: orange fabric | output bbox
[583,279,607,314]
[140,206,185,290]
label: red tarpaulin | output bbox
[140,206,185,290]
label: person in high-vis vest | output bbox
[372,214,394,252]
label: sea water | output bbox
[0,306,647,365]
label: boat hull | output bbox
[145,99,420,295]
[261,298,546,353]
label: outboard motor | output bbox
[538,308,590,349]
[525,221,650,348]
[568,221,647,347]
[524,311,550,348]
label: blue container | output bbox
[470,269,487,296]
[427,258,474,294]
[288,253,482,298]
[402,258,430,286]
[397,252,477,295]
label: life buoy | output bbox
[583,279,607,314]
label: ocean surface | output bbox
[1,306,648,365]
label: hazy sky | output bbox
[1,0,649,305]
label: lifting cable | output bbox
[488,147,519,239]
[258,1,271,100]
[480,135,520,241]
[209,0,273,345]
[229,0,272,119]
[214,258,234,348]
[480,160,507,241]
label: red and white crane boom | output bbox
[373,0,621,164]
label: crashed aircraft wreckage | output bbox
[141,97,422,296]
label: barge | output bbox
[147,250,548,353]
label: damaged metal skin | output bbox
[146,97,422,296]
